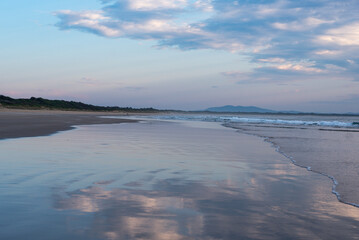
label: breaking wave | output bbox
[148,115,359,128]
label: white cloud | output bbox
[324,64,346,71]
[123,19,183,33]
[257,58,286,63]
[256,58,324,74]
[304,17,333,27]
[256,59,324,73]
[314,50,340,55]
[56,8,248,52]
[193,0,213,12]
[255,0,288,18]
[317,22,359,46]
[272,17,333,31]
[57,10,109,20]
[129,0,188,11]
[276,63,324,73]
[56,10,122,37]
[55,0,359,82]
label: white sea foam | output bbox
[147,115,358,128]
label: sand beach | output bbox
[0,109,135,140]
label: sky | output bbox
[1,0,359,113]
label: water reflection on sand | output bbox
[1,120,359,239]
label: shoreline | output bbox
[226,122,359,208]
[228,124,358,208]
[0,109,137,140]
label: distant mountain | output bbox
[0,95,160,112]
[204,105,276,113]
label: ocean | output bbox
[1,114,359,239]
[142,112,359,128]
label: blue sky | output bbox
[1,0,359,112]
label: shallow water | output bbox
[227,122,359,206]
[1,120,359,239]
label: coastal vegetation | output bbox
[0,95,160,112]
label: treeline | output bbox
[0,95,160,112]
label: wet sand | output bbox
[1,119,359,239]
[0,109,135,140]
[227,122,359,207]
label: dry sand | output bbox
[0,109,135,140]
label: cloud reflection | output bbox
[54,181,204,240]
[53,175,359,240]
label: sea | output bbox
[142,112,359,128]
[1,113,359,239]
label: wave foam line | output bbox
[151,115,358,128]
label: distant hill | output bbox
[205,105,276,113]
[0,95,159,112]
